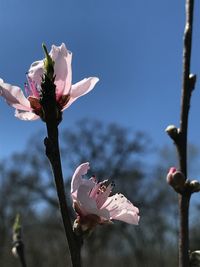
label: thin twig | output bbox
[166,1,195,267]
[44,129,82,267]
[40,50,82,266]
[179,0,194,176]
[178,1,195,267]
[15,242,27,267]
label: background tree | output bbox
[1,119,198,267]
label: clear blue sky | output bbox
[0,0,200,161]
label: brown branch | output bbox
[40,70,82,265]
[14,241,27,267]
[178,193,191,267]
[178,1,195,266]
[169,0,195,266]
[166,1,196,267]
[179,0,195,177]
[43,129,82,267]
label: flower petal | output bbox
[15,110,39,120]
[70,77,99,98]
[50,43,72,98]
[28,60,44,85]
[102,193,140,225]
[112,210,140,225]
[77,184,97,212]
[26,76,40,98]
[62,77,99,110]
[77,184,110,219]
[96,183,113,209]
[28,44,72,99]
[0,79,31,111]
[71,162,92,196]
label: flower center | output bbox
[91,180,115,209]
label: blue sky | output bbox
[0,0,200,164]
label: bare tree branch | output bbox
[166,1,196,266]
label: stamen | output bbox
[26,74,40,98]
[24,82,30,96]
[88,175,98,197]
[90,175,97,183]
[96,180,114,208]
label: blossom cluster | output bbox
[0,43,140,230]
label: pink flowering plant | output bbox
[0,43,101,266]
[0,43,99,121]
[71,162,140,233]
[164,1,200,266]
[0,0,200,266]
[0,42,140,267]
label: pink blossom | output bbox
[0,43,99,120]
[166,167,185,192]
[166,167,178,185]
[71,162,140,229]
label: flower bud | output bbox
[165,125,179,140]
[190,250,200,267]
[42,43,55,80]
[189,73,197,91]
[166,167,176,184]
[166,167,185,192]
[12,247,18,258]
[12,214,25,260]
[190,180,200,193]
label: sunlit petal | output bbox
[0,79,31,111]
[15,110,39,120]
[62,77,99,110]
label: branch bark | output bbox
[40,72,82,266]
[166,1,196,266]
[166,1,195,267]
[15,241,27,267]
[179,0,194,177]
[178,1,195,267]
